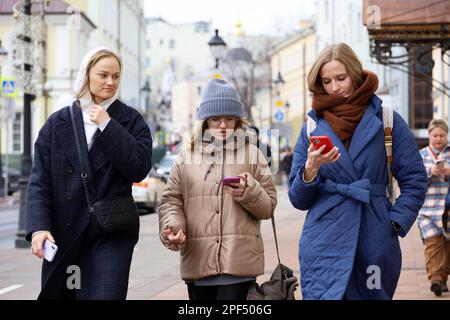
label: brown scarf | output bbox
[312,71,379,149]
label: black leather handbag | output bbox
[246,212,299,300]
[69,102,139,234]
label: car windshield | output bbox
[159,158,173,167]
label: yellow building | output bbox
[268,20,316,147]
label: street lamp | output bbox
[16,0,34,248]
[0,40,8,198]
[208,29,227,69]
[269,71,285,127]
[273,71,285,96]
[140,79,151,121]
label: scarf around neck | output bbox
[312,71,379,149]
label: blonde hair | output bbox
[307,43,364,94]
[428,118,449,133]
[76,49,122,99]
[189,118,250,151]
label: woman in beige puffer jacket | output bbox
[159,79,277,300]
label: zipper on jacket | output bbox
[204,162,215,181]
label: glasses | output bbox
[207,117,238,127]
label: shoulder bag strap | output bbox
[382,106,394,195]
[69,102,94,212]
[271,213,281,265]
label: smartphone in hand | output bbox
[223,176,241,188]
[310,136,334,154]
[436,159,445,169]
[43,239,58,262]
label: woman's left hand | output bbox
[224,174,247,197]
[90,104,111,125]
[443,167,450,177]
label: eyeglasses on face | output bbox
[207,117,238,126]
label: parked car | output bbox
[1,167,20,196]
[155,154,177,181]
[132,170,166,214]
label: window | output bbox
[197,86,202,96]
[160,39,164,46]
[12,113,22,153]
[409,46,433,130]
[169,39,175,49]
[146,40,151,49]
[146,58,151,67]
[194,21,210,33]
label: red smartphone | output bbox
[223,176,241,187]
[310,136,334,154]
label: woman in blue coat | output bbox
[288,43,427,300]
[26,47,152,299]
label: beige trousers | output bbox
[424,235,450,282]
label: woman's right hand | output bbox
[162,228,186,246]
[31,231,55,259]
[304,144,340,181]
[431,166,445,178]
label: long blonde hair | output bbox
[307,43,364,94]
[189,118,250,151]
[76,49,123,99]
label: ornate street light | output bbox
[0,40,8,198]
[273,71,285,96]
[208,29,227,69]
[270,71,285,127]
[140,79,151,120]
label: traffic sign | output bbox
[274,110,284,122]
[276,99,283,107]
[0,77,18,97]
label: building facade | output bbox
[0,0,147,170]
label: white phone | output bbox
[43,239,58,262]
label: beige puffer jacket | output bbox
[159,138,277,281]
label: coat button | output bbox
[216,239,219,243]
[216,210,219,214]
[65,219,71,227]
[66,166,74,173]
[66,193,73,200]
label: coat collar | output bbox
[88,100,131,174]
[55,99,131,181]
[348,96,382,161]
[54,102,95,192]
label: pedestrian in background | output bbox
[288,42,427,299]
[249,125,272,168]
[26,47,153,300]
[418,118,450,297]
[280,146,293,188]
[159,78,277,300]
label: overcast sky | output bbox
[145,0,317,36]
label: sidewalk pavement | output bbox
[0,185,448,300]
[148,184,450,300]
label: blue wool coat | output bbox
[26,100,152,299]
[288,96,427,300]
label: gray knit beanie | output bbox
[196,79,245,120]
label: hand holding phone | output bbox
[436,159,445,169]
[43,239,58,262]
[222,176,241,188]
[310,136,334,154]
